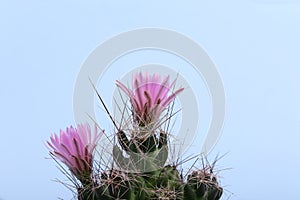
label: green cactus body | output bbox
[184,169,223,200]
[76,129,223,200]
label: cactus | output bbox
[75,128,223,200]
[47,72,224,200]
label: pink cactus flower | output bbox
[47,124,103,182]
[116,72,184,126]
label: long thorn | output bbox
[89,78,119,130]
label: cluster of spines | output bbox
[76,129,223,200]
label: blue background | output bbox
[1,0,300,199]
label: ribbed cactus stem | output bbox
[184,169,223,200]
[77,126,223,200]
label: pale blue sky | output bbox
[1,1,300,199]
